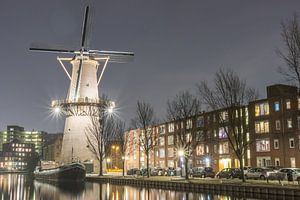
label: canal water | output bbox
[0,174,294,200]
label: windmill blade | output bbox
[74,59,83,100]
[29,43,76,54]
[89,50,134,63]
[80,6,90,50]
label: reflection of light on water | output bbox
[0,174,242,200]
[107,183,110,200]
[125,187,128,200]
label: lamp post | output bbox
[106,157,111,172]
[111,145,120,169]
[178,149,184,177]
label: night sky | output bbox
[0,0,299,133]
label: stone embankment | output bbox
[86,176,300,198]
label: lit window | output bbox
[186,133,191,142]
[286,99,291,109]
[287,119,293,129]
[274,101,280,112]
[168,123,174,133]
[219,127,227,138]
[167,135,174,145]
[289,138,295,148]
[256,139,270,152]
[159,136,165,146]
[298,97,300,110]
[255,120,269,133]
[220,111,228,122]
[219,142,229,154]
[255,102,269,116]
[186,119,192,129]
[275,120,281,131]
[159,148,165,158]
[274,139,279,150]
[196,144,204,156]
[167,148,174,157]
[206,145,209,153]
[291,157,296,168]
[159,125,165,134]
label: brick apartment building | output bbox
[249,84,300,168]
[124,84,300,172]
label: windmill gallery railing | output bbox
[51,97,114,116]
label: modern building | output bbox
[0,139,36,170]
[125,84,300,172]
[42,133,63,162]
[0,125,46,156]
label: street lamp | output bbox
[107,157,111,171]
[107,101,115,114]
[178,149,185,177]
[54,107,60,114]
[178,149,184,157]
[205,157,211,167]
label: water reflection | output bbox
[0,174,296,200]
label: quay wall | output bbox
[86,176,300,198]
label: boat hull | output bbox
[34,163,86,182]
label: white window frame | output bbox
[274,158,280,166]
[289,138,295,148]
[274,139,279,150]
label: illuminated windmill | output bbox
[30,6,134,167]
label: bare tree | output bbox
[277,13,300,86]
[166,90,201,180]
[197,68,258,182]
[85,96,115,176]
[131,101,157,178]
[110,119,128,176]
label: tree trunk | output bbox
[146,152,150,178]
[122,160,125,177]
[185,157,189,180]
[99,157,103,176]
[239,155,245,182]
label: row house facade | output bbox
[124,84,300,172]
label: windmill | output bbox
[30,6,134,169]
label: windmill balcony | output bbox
[51,98,105,108]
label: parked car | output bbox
[165,167,176,176]
[137,168,150,176]
[278,168,300,181]
[243,166,252,174]
[191,167,215,178]
[266,166,283,172]
[245,167,274,180]
[216,168,242,179]
[151,167,164,176]
[127,168,139,175]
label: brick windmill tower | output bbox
[30,6,134,170]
